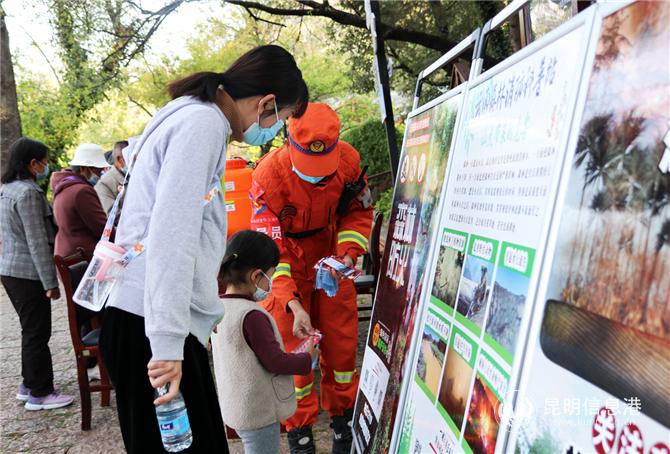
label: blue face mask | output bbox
[316,263,339,297]
[36,163,50,181]
[253,271,273,302]
[292,165,325,184]
[243,102,284,146]
[87,173,100,186]
[121,165,128,175]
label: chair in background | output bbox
[54,248,113,431]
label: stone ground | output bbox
[0,285,371,453]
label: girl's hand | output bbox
[148,360,182,405]
[288,300,314,339]
[305,340,319,362]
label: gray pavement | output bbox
[0,286,371,453]
[0,285,124,453]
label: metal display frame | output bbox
[472,0,532,78]
[412,29,481,111]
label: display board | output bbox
[353,88,464,454]
[392,10,595,454]
[354,2,670,453]
[509,2,670,452]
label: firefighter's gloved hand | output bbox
[316,262,339,297]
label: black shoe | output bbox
[288,426,315,454]
[330,408,354,454]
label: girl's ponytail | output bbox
[219,232,279,286]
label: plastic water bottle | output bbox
[155,385,193,452]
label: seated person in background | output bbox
[95,140,129,216]
[50,143,109,374]
[51,143,108,262]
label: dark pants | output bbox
[100,307,229,454]
[1,276,54,397]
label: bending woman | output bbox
[99,45,308,453]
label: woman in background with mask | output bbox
[0,138,75,411]
[50,142,109,262]
[214,230,318,454]
[99,45,308,453]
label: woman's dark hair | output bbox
[1,137,49,184]
[167,45,309,117]
[220,230,280,285]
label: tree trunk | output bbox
[1,6,22,173]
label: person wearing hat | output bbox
[50,143,109,262]
[250,102,373,454]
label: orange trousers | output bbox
[262,277,359,430]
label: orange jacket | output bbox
[251,141,373,309]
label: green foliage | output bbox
[125,14,352,112]
[122,14,357,161]
[374,187,394,220]
[332,1,506,95]
[17,74,79,168]
[76,90,148,149]
[17,0,513,170]
[341,119,404,176]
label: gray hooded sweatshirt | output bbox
[107,96,229,361]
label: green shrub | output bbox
[374,187,394,220]
[341,120,404,176]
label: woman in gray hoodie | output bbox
[99,45,309,453]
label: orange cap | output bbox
[288,102,341,177]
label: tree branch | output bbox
[125,92,154,116]
[18,25,62,84]
[243,5,286,28]
[227,0,457,52]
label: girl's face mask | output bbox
[252,270,273,302]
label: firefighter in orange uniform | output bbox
[251,103,373,454]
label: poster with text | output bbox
[511,2,670,453]
[395,17,591,454]
[353,92,461,454]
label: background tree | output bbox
[11,0,569,186]
[1,2,21,172]
[16,0,194,166]
[226,0,507,95]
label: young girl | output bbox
[213,230,318,454]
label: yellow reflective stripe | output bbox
[337,230,368,249]
[295,382,313,400]
[273,263,291,279]
[333,370,355,384]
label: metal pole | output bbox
[366,0,400,179]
